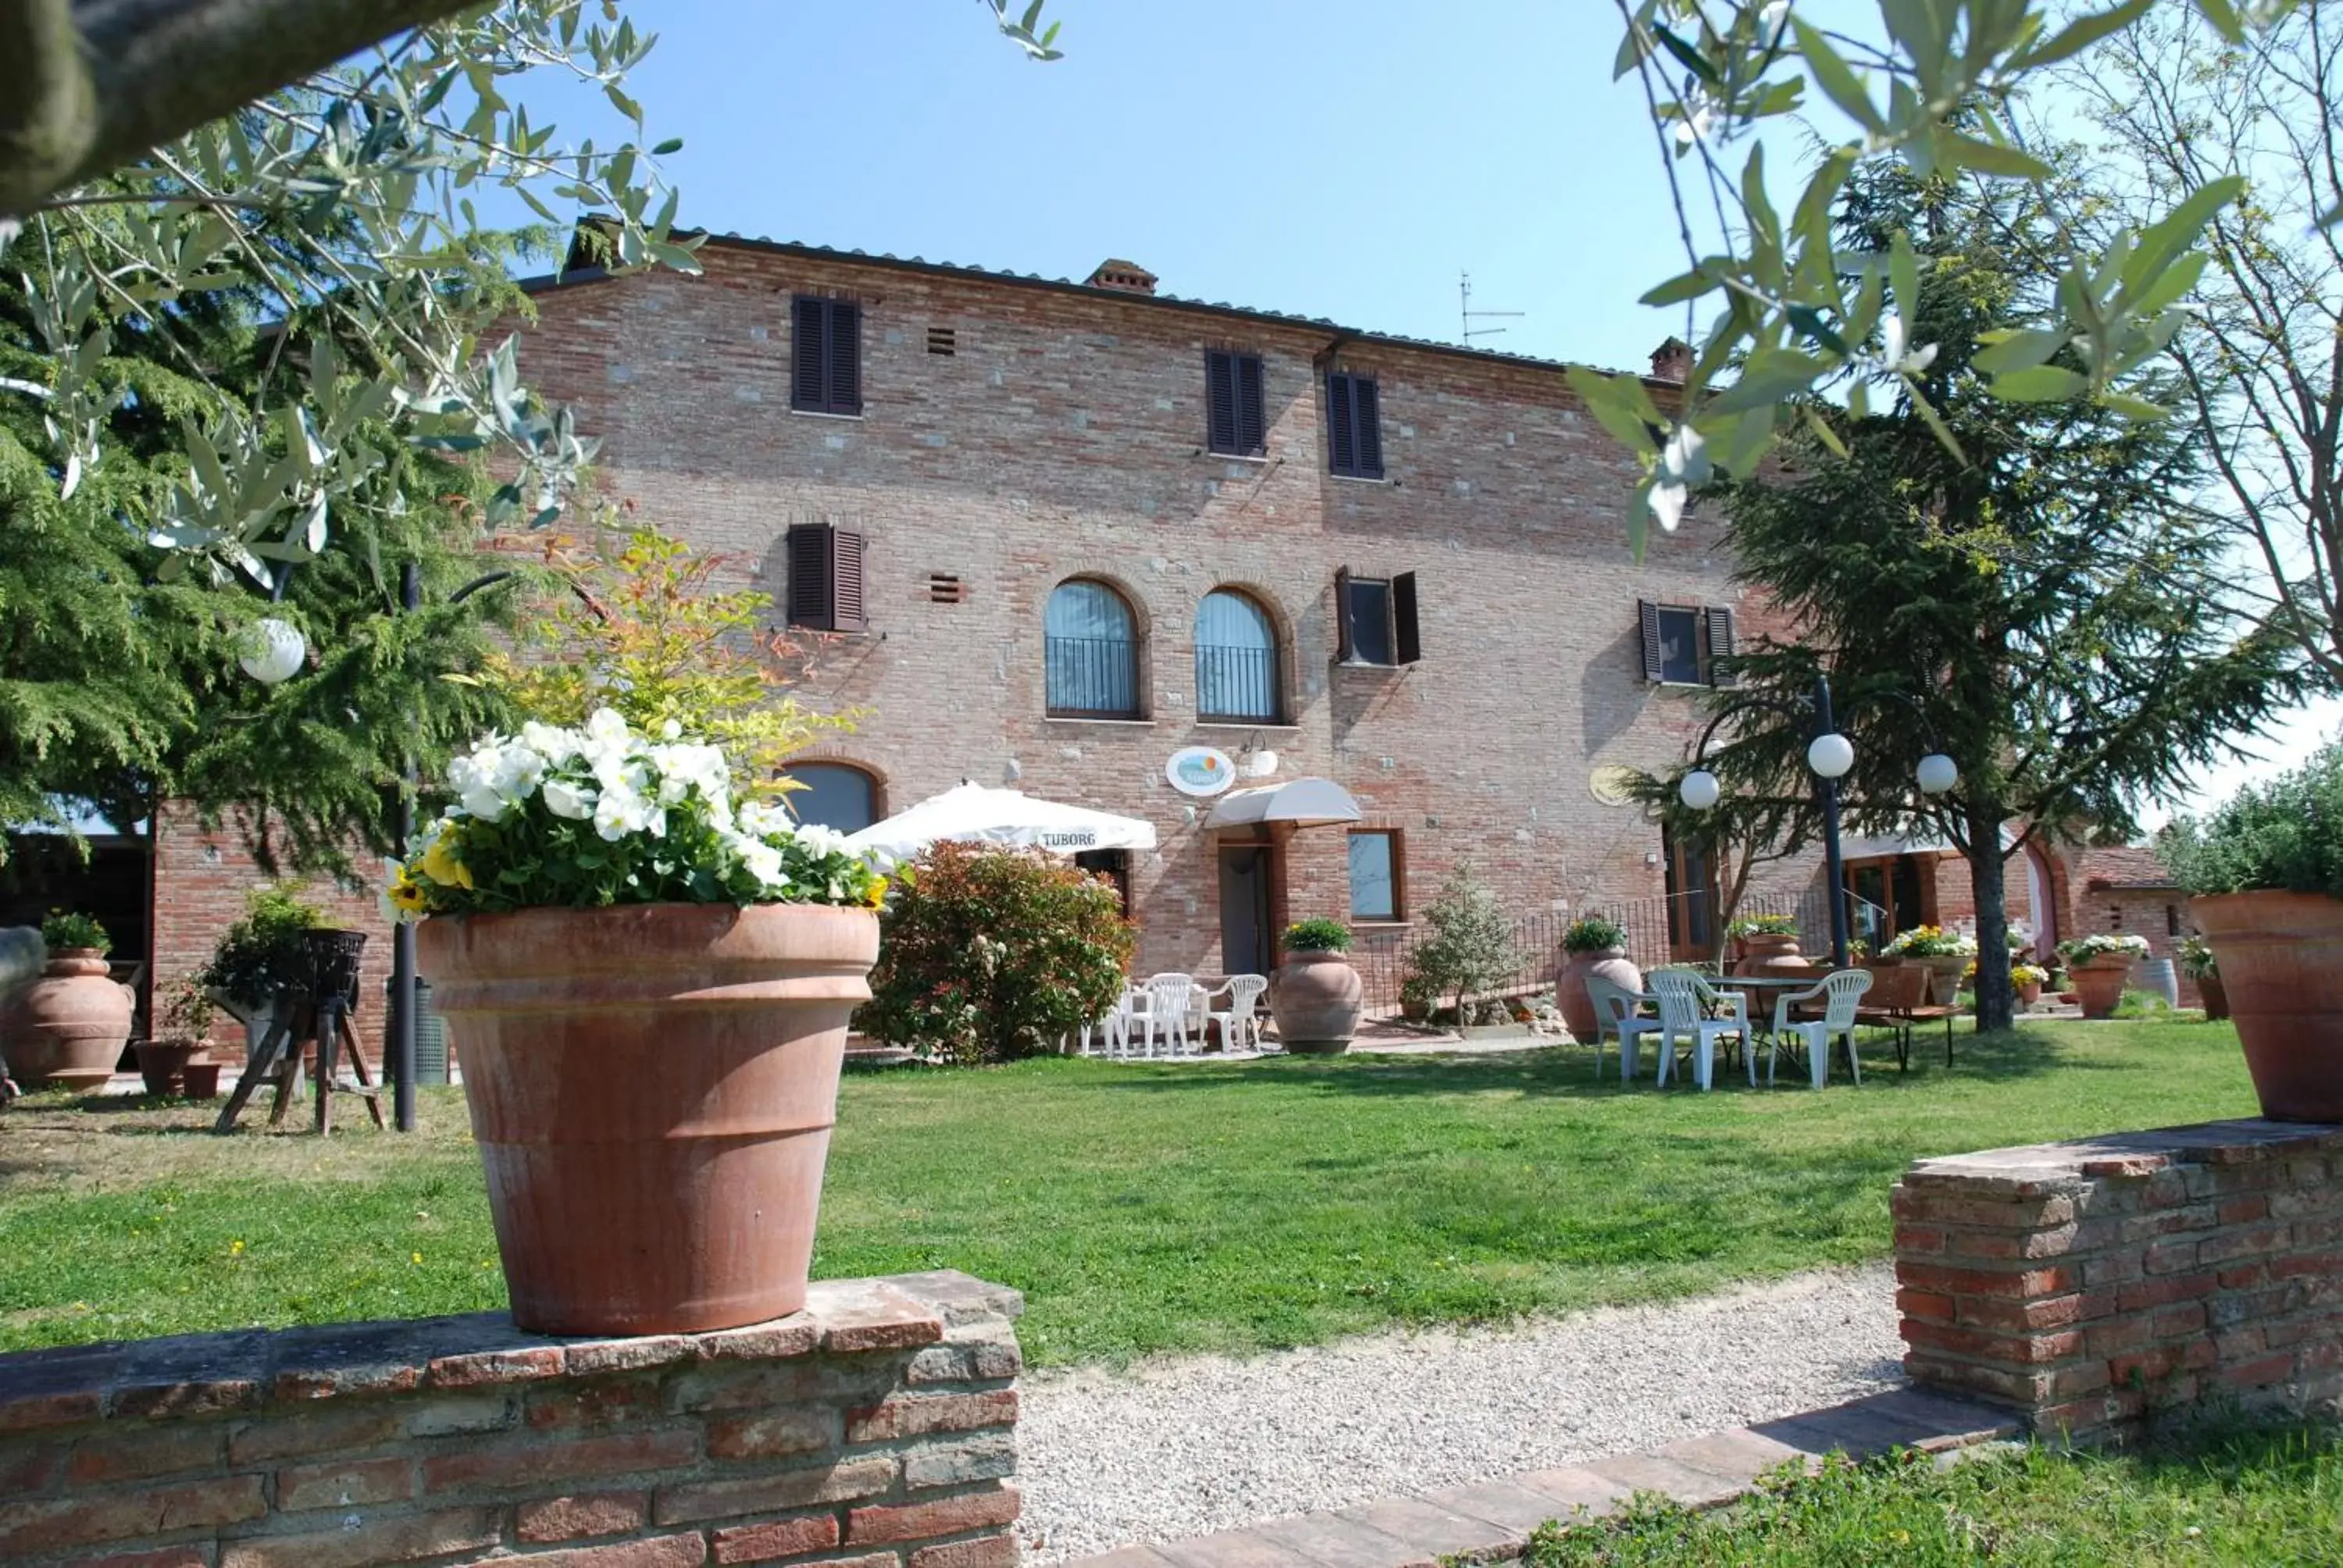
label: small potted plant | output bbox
[2057,932,2151,1020]
[2010,962,2049,1008]
[2158,744,2343,1120]
[1881,925,1977,1004]
[1268,917,1363,1054]
[136,977,216,1097]
[2177,934,2227,1022]
[1726,911,1803,975]
[9,912,133,1091]
[1555,914,1638,1040]
[198,886,324,1063]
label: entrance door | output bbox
[1219,845,1275,976]
[1662,826,1717,961]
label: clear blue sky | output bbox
[524,0,2337,819]
[564,0,1696,377]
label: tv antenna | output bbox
[1460,272,1524,344]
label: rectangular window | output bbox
[1337,568,1422,667]
[2166,904,2182,936]
[1326,372,1384,479]
[1348,830,1401,921]
[791,296,861,415]
[1639,601,1736,686]
[785,523,867,632]
[1205,350,1266,456]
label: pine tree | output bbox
[1693,164,2301,1033]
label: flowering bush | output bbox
[2011,963,2050,987]
[386,710,885,918]
[1562,914,1628,953]
[1727,911,1799,936]
[1882,925,1976,958]
[2177,934,2218,980]
[858,841,1133,1065]
[2059,932,2152,965]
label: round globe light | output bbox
[1679,768,1722,811]
[1246,750,1279,779]
[1806,732,1856,780]
[237,618,307,685]
[1916,753,1960,796]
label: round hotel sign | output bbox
[1165,746,1236,797]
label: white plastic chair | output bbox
[1647,971,1753,1091]
[1079,987,1139,1057]
[1769,969,1873,1088]
[1207,975,1269,1054]
[1139,973,1199,1057]
[1585,974,1661,1082]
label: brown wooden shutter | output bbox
[826,301,861,415]
[1639,600,1664,682]
[790,298,827,412]
[1354,376,1382,478]
[1706,605,1737,686]
[1205,351,1236,452]
[833,528,867,631]
[1235,353,1265,455]
[1334,566,1354,663]
[1393,571,1421,665]
[1326,372,1355,476]
[786,523,833,629]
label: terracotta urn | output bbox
[2191,892,2343,1121]
[419,901,879,1335]
[9,950,133,1091]
[1557,945,1642,1041]
[1268,950,1364,1054]
[2198,971,2231,1023]
[1737,932,1805,978]
[2070,956,2134,1021]
[135,1039,205,1097]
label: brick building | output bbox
[118,235,2188,1017]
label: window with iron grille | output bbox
[1326,372,1383,479]
[1196,589,1281,722]
[1638,601,1736,686]
[1336,569,1421,666]
[1205,350,1266,457]
[791,296,861,415]
[785,523,866,632]
[1045,579,1141,718]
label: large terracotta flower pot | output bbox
[2017,982,2042,1007]
[1557,946,1642,1040]
[1913,954,1969,1007]
[2198,971,2230,1023]
[1737,932,1805,978]
[2071,957,2133,1021]
[2192,891,2343,1122]
[9,951,133,1091]
[1268,950,1364,1054]
[136,1039,203,1097]
[419,902,879,1335]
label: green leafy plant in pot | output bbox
[2177,935,2227,1022]
[2157,744,2343,1120]
[9,912,131,1091]
[1556,914,1638,1041]
[398,709,889,1334]
[2056,932,2151,1020]
[1270,918,1361,1054]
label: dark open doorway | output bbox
[1218,843,1275,977]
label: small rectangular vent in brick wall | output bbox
[926,326,957,357]
[926,573,968,604]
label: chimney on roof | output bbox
[1086,258,1158,296]
[1649,337,1692,383]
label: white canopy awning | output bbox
[1838,821,2021,861]
[843,782,1157,861]
[1204,777,1363,829]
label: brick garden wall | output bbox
[0,1272,1022,1568]
[1893,1121,2343,1443]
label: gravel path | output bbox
[1017,1264,1904,1563]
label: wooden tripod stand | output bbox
[212,987,387,1135]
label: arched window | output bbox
[1196,589,1281,722]
[1046,579,1140,718]
[783,763,879,834]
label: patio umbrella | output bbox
[843,782,1157,861]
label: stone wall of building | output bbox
[1893,1121,2343,1442]
[0,1272,1022,1568]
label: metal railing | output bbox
[1352,886,1892,1018]
[1044,635,1140,718]
[1195,644,1280,722]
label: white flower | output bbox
[487,742,544,802]
[662,718,683,740]
[542,778,596,821]
[737,800,794,839]
[520,721,582,764]
[592,781,655,843]
[793,823,852,858]
[585,707,632,748]
[737,838,786,887]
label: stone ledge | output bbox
[1065,1388,2020,1566]
[1903,1120,2343,1194]
[0,1272,1018,1434]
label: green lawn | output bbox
[1526,1424,2343,1566]
[0,1019,2256,1365]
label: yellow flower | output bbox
[410,1252,424,1265]
[416,835,474,890]
[386,868,430,914]
[228,1239,245,1256]
[863,876,889,911]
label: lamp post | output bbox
[1678,675,1957,968]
